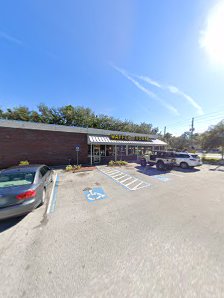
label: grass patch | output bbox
[202,157,221,164]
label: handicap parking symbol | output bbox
[153,175,170,182]
[83,187,109,202]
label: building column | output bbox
[126,145,128,156]
[115,145,117,161]
[90,144,93,165]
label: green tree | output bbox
[0,103,159,134]
[201,120,224,159]
[3,106,31,121]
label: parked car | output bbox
[175,152,202,169]
[140,151,176,170]
[0,165,53,220]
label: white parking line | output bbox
[112,173,125,178]
[47,171,58,214]
[105,170,118,175]
[133,181,143,188]
[120,177,133,183]
[115,175,128,181]
[97,166,150,191]
[125,179,138,187]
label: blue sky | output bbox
[0,0,224,135]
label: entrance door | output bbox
[93,146,101,163]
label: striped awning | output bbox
[88,135,167,146]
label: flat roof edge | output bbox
[0,119,158,138]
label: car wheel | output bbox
[180,162,189,169]
[156,161,165,170]
[141,159,146,167]
[40,188,46,206]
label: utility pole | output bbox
[190,118,195,149]
[164,126,166,136]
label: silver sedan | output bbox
[0,165,53,220]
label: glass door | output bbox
[93,145,101,163]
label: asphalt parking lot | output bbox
[0,163,224,297]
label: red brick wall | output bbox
[0,127,88,168]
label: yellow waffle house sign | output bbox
[110,134,150,141]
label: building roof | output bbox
[88,135,167,146]
[0,119,158,138]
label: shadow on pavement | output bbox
[135,166,170,176]
[136,165,201,175]
[173,167,200,173]
[0,215,26,233]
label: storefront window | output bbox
[128,146,136,155]
[137,147,145,156]
[93,145,100,156]
[144,146,153,154]
[89,144,158,159]
[100,145,106,156]
[106,145,114,156]
[117,145,126,155]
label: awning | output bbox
[88,135,167,146]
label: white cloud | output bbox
[111,64,179,115]
[168,85,178,93]
[168,86,204,116]
[136,75,204,116]
[0,31,23,45]
[138,76,161,88]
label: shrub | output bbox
[118,161,128,166]
[108,160,115,167]
[73,165,82,171]
[19,160,30,166]
[65,165,73,171]
[108,160,127,166]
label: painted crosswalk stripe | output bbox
[133,181,143,189]
[111,173,125,178]
[105,170,119,175]
[120,176,133,183]
[115,175,128,181]
[124,179,138,187]
[97,166,150,191]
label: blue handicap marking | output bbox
[153,175,170,182]
[83,187,109,202]
[142,168,170,182]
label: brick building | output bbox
[0,120,167,168]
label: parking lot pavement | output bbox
[1,164,224,297]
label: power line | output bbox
[166,109,224,128]
[167,112,224,129]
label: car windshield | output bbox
[0,172,35,188]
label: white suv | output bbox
[175,152,202,169]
